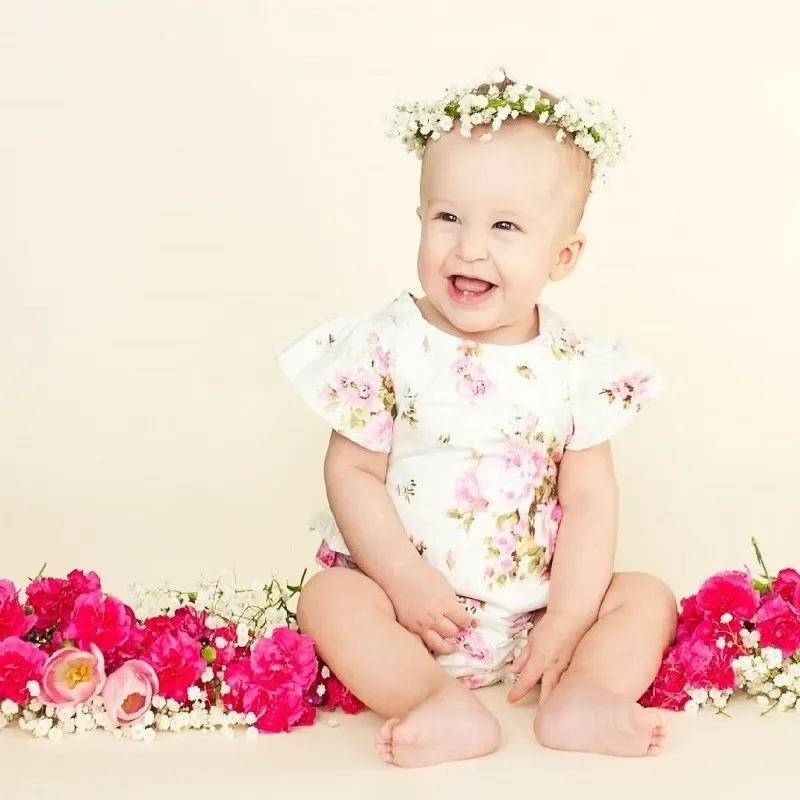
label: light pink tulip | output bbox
[40,644,106,707]
[101,660,159,727]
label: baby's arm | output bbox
[324,431,473,653]
[548,441,618,629]
[324,430,421,587]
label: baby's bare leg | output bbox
[533,572,677,757]
[298,567,501,767]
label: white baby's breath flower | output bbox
[720,612,733,624]
[47,726,63,742]
[201,667,214,684]
[156,714,171,732]
[222,726,235,739]
[166,699,181,713]
[327,719,340,728]
[244,712,257,726]
[683,700,699,715]
[187,686,204,703]
[245,726,259,741]
[716,637,727,650]
[151,695,166,711]
[756,695,770,708]
[143,728,157,743]
[763,648,784,670]
[487,68,506,85]
[1,699,19,717]
[26,681,41,698]
[480,133,492,142]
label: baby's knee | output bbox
[297,567,394,634]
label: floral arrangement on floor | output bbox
[641,539,800,715]
[0,567,364,741]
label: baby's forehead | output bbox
[421,119,592,220]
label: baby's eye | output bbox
[494,220,519,232]
[435,212,459,223]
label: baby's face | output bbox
[416,119,587,344]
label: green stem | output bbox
[751,537,774,591]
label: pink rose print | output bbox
[361,409,394,451]
[537,499,563,556]
[338,366,383,412]
[499,443,548,507]
[600,373,654,412]
[450,349,495,402]
[452,627,492,662]
[448,467,489,533]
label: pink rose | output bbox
[695,571,759,622]
[772,569,800,607]
[143,631,205,702]
[39,644,106,707]
[0,636,48,703]
[756,596,800,658]
[63,591,132,654]
[454,468,488,514]
[101,660,158,727]
[0,580,37,641]
[25,570,101,635]
[361,409,394,452]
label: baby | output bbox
[277,70,678,768]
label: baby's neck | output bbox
[416,296,540,346]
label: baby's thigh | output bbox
[297,566,396,634]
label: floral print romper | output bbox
[277,292,663,688]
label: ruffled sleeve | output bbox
[565,337,665,451]
[275,314,397,453]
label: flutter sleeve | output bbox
[565,337,665,451]
[275,314,397,453]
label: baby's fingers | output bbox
[446,600,474,630]
[423,629,455,656]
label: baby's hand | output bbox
[384,559,474,655]
[506,611,586,704]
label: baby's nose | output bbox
[456,226,489,262]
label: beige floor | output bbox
[2,686,793,799]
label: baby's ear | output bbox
[415,205,422,221]
[550,233,586,282]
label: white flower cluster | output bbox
[387,67,630,185]
[3,691,261,743]
[732,647,800,713]
[130,573,296,643]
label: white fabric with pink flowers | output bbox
[276,291,663,685]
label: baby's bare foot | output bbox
[374,686,500,768]
[533,683,667,757]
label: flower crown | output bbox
[387,68,629,185]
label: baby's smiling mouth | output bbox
[449,275,496,295]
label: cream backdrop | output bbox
[2,1,799,607]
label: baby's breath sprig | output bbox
[387,67,630,185]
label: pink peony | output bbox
[676,594,704,643]
[695,571,759,621]
[143,631,205,702]
[249,628,318,691]
[25,570,101,635]
[0,636,48,703]
[0,580,36,641]
[63,591,132,654]
[39,644,106,707]
[755,596,800,658]
[101,660,158,727]
[772,569,800,607]
[325,674,365,715]
[640,648,690,711]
